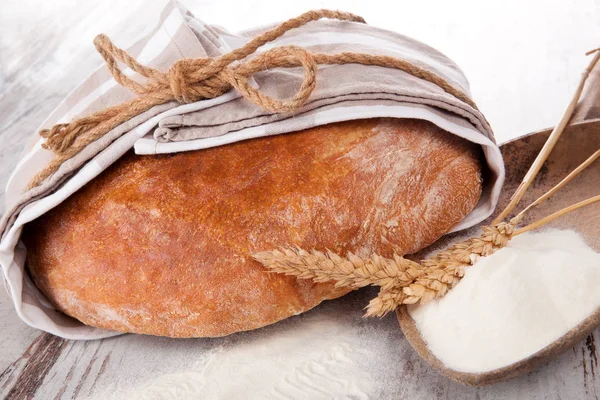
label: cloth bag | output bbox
[0,1,504,339]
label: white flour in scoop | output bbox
[409,229,600,373]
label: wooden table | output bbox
[1,0,599,398]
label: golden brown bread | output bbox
[22,118,483,338]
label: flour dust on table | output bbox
[409,229,600,373]
[108,311,385,399]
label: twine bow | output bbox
[29,9,478,190]
[40,39,320,155]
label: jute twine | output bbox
[30,9,478,190]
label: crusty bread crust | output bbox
[23,118,482,337]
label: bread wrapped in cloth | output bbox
[22,118,482,338]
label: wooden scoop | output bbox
[397,55,600,386]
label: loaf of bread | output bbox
[22,118,483,338]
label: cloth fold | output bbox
[0,1,504,339]
[148,18,490,146]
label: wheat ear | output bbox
[253,247,425,291]
[364,219,519,316]
[253,220,517,316]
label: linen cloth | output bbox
[0,1,504,339]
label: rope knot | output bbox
[166,58,228,104]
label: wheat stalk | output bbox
[253,247,425,291]
[255,185,598,317]
[253,219,519,316]
[492,49,600,224]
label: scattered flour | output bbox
[116,315,375,400]
[409,229,600,373]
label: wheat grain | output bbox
[253,247,425,291]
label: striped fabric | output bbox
[0,1,504,339]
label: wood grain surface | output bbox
[2,0,600,398]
